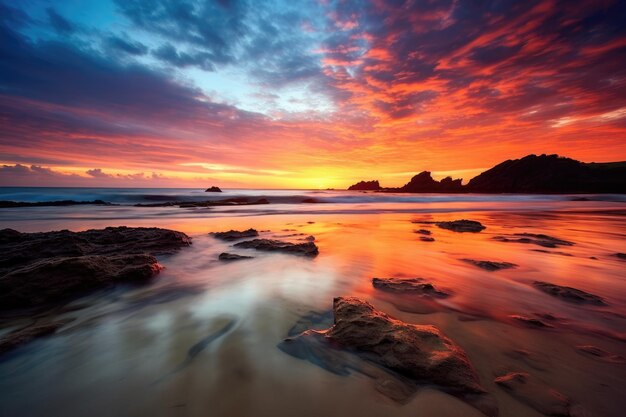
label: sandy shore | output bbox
[1,201,625,417]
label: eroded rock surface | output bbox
[0,227,191,310]
[211,229,259,241]
[532,281,607,306]
[1,254,161,309]
[462,259,517,271]
[372,277,449,297]
[435,220,486,233]
[234,239,318,257]
[280,297,496,416]
[493,233,573,248]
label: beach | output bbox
[0,188,625,417]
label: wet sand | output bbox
[1,201,625,417]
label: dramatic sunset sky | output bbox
[1,0,625,188]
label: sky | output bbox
[1,0,625,189]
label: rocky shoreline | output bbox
[0,216,622,417]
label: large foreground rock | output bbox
[532,281,606,306]
[234,239,318,257]
[0,227,191,310]
[325,297,484,392]
[280,297,496,416]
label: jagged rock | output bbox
[218,252,253,261]
[211,228,259,241]
[493,233,573,248]
[234,239,318,257]
[205,186,222,192]
[462,259,517,271]
[436,220,486,233]
[400,172,463,193]
[467,154,626,193]
[495,371,581,416]
[280,297,496,416]
[372,278,449,297]
[348,180,381,191]
[532,281,607,306]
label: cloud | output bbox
[105,35,148,56]
[85,168,109,178]
[0,0,625,188]
[46,7,75,34]
[152,43,215,70]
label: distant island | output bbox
[348,154,626,193]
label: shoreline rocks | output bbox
[218,253,253,261]
[436,220,486,233]
[493,233,573,248]
[234,239,318,257]
[347,180,381,191]
[532,281,607,306]
[0,227,192,311]
[372,277,449,298]
[462,259,517,271]
[211,229,259,241]
[280,297,496,416]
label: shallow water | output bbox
[0,191,625,417]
